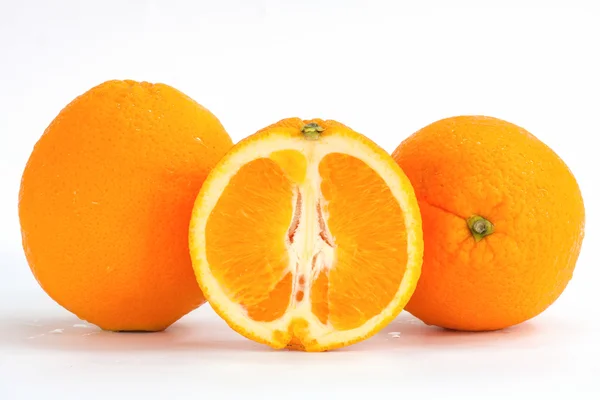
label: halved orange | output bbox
[189,118,423,351]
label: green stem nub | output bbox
[467,215,495,242]
[301,123,324,141]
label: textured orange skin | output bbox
[19,80,233,331]
[392,116,585,331]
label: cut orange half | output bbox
[189,118,423,351]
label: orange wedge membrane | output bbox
[190,119,423,351]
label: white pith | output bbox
[190,131,421,350]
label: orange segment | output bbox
[205,158,294,321]
[269,150,307,183]
[319,153,408,330]
[246,272,293,322]
[311,269,329,325]
[190,117,423,351]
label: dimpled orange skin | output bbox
[392,116,585,331]
[19,80,233,331]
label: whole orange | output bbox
[19,80,233,331]
[392,116,585,331]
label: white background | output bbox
[1,1,599,398]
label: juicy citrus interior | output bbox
[190,118,423,351]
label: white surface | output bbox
[1,296,599,399]
[1,1,599,398]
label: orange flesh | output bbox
[205,150,408,329]
[205,158,293,321]
[319,153,408,329]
